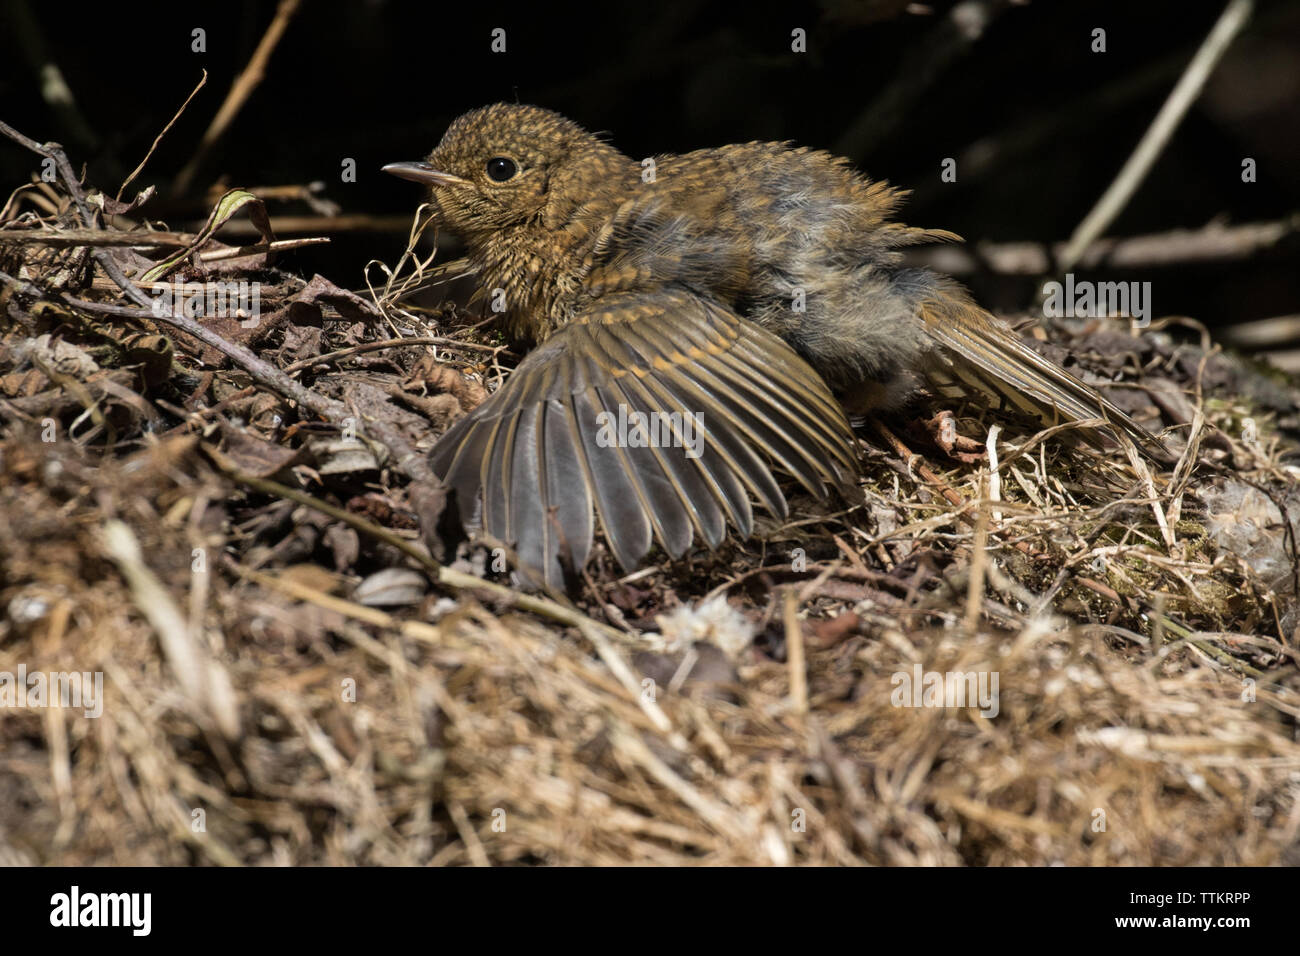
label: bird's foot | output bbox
[914,410,986,464]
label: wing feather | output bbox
[430,287,858,587]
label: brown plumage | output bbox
[385,103,1166,588]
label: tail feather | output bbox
[918,290,1171,462]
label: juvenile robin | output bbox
[385,103,1166,588]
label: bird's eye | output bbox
[485,157,518,182]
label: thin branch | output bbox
[281,335,511,373]
[117,70,208,201]
[1058,0,1255,272]
[172,0,303,196]
[907,215,1299,277]
[62,296,434,485]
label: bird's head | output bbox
[384,103,630,239]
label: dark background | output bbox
[2,0,1297,331]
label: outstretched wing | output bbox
[918,287,1171,461]
[431,287,859,588]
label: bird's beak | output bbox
[382,161,467,187]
